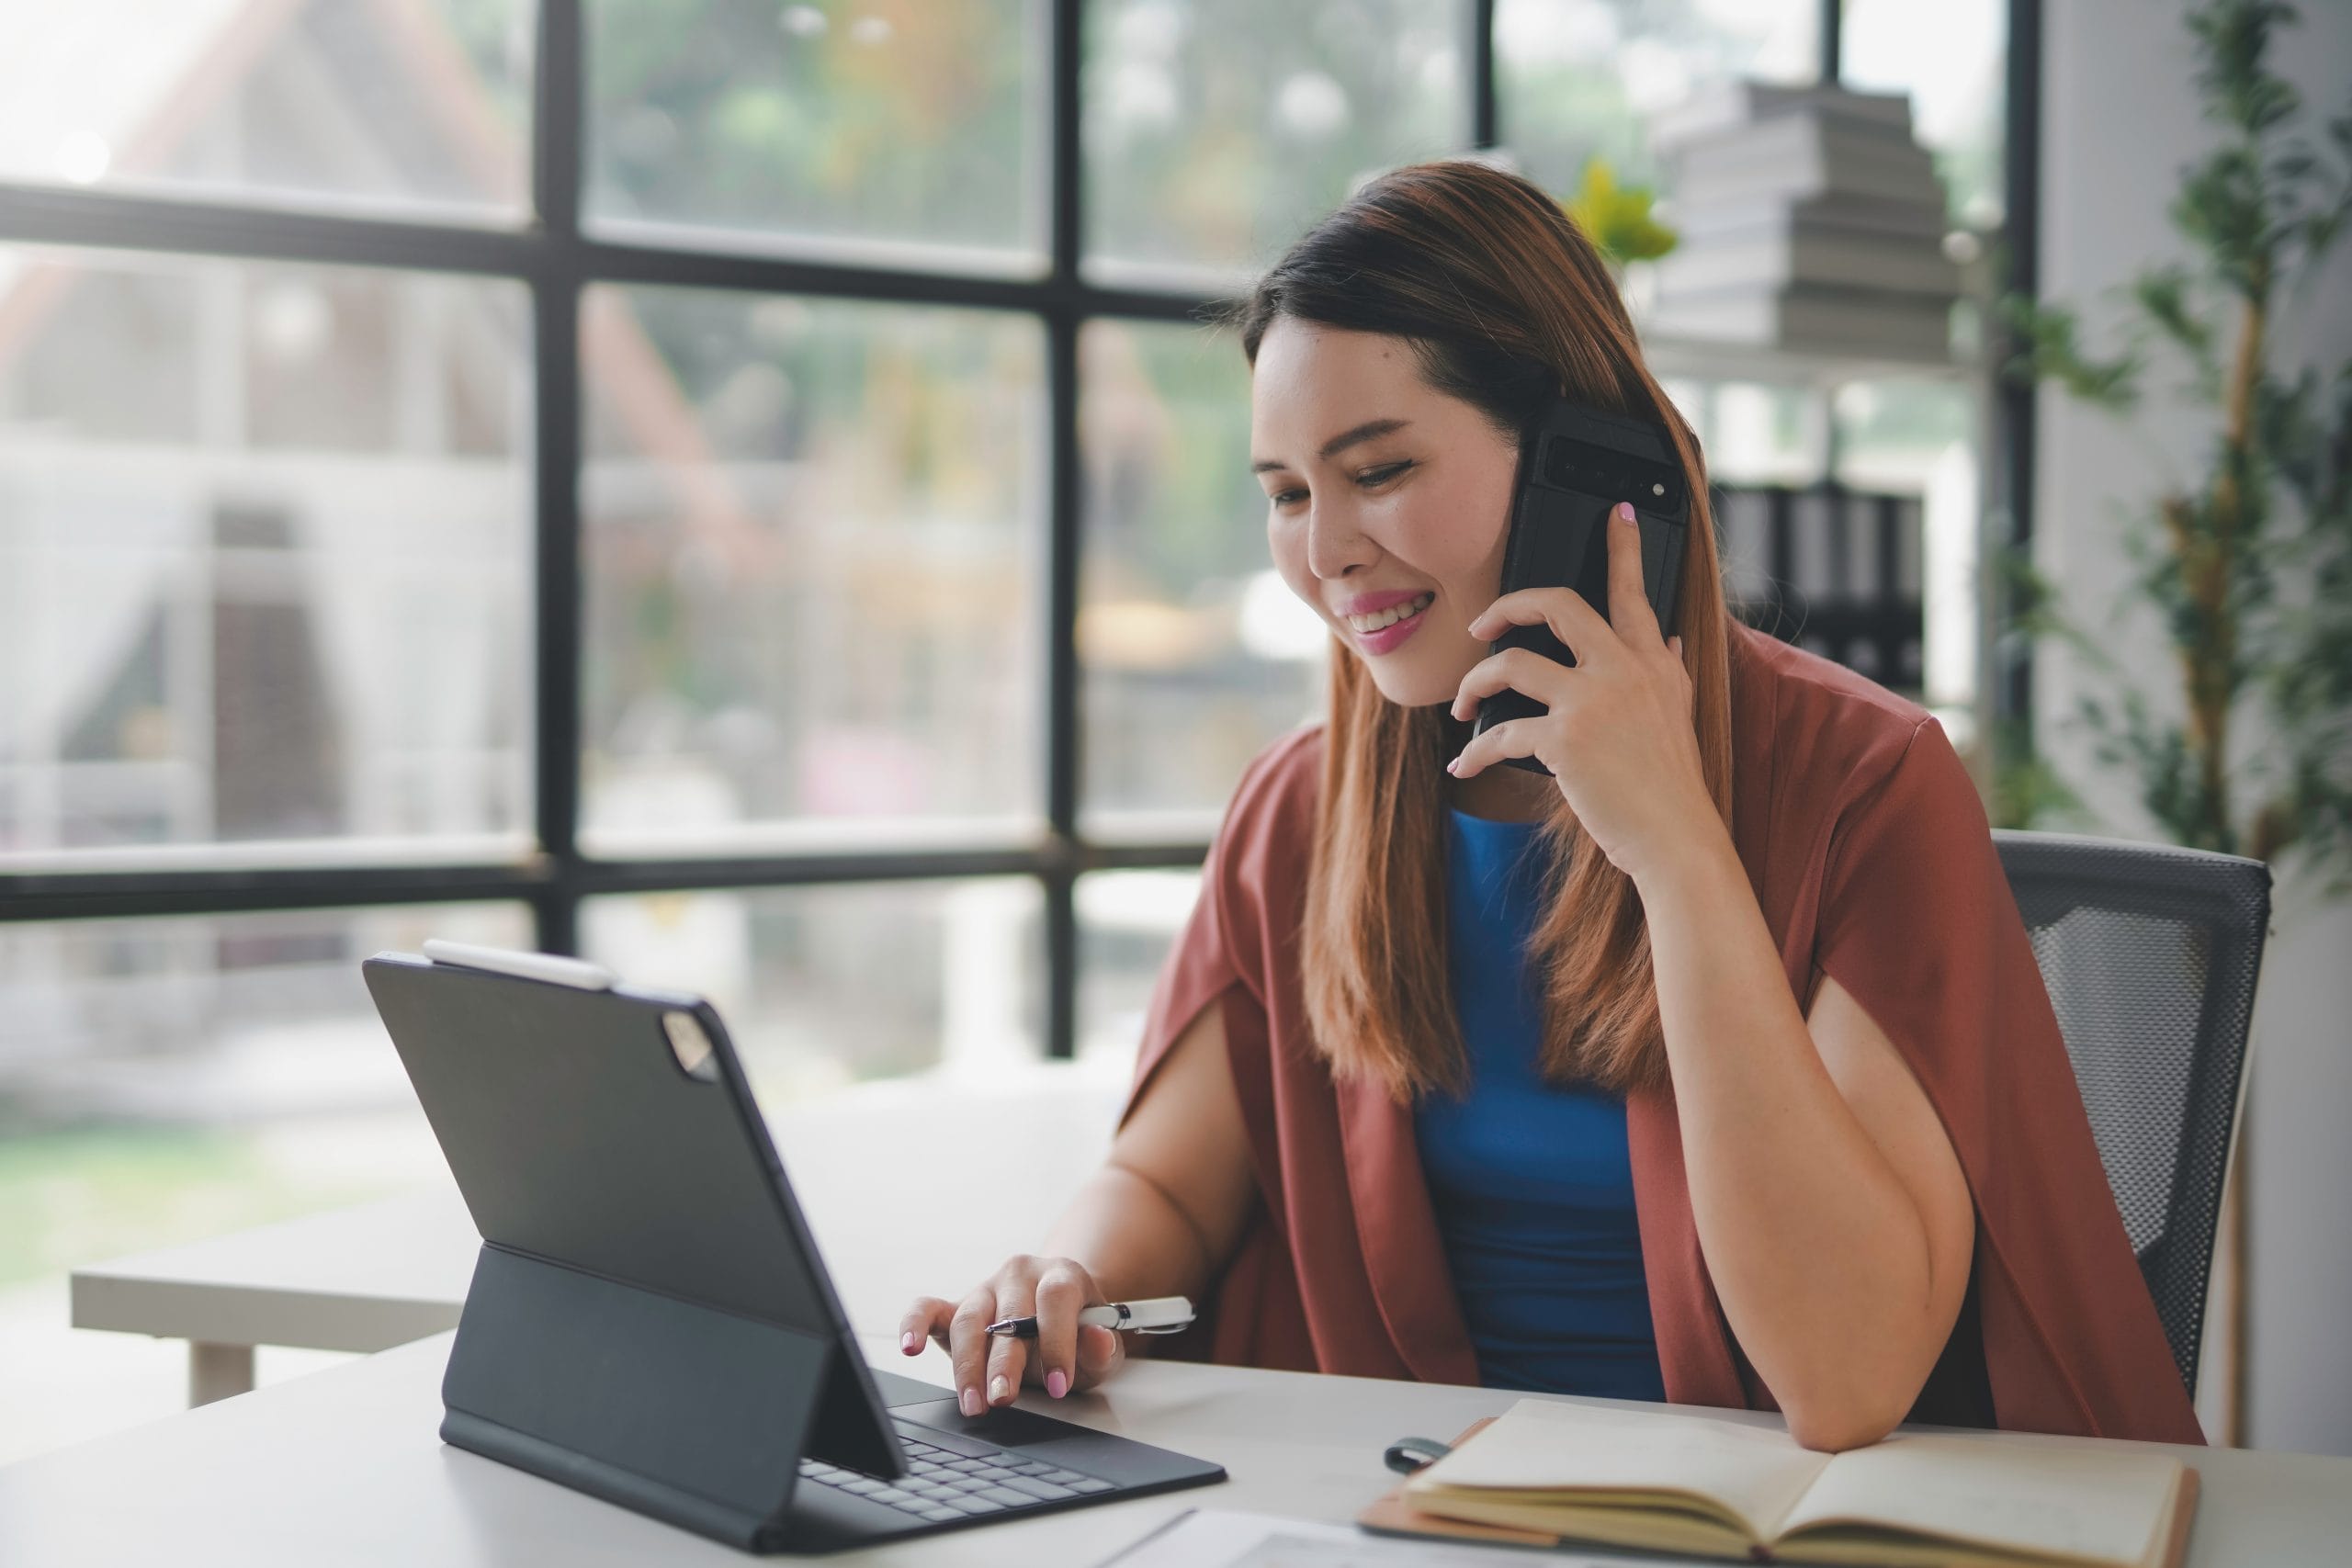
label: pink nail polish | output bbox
[960,1387,981,1418]
[1046,1369,1069,1399]
[901,1332,919,1355]
[1614,502,1634,524]
[1445,758,1460,774]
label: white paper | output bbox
[1092,1506,1694,1568]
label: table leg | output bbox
[189,1341,255,1406]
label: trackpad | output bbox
[893,1396,1076,1450]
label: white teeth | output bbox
[1347,592,1432,633]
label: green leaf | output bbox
[1562,157,1679,266]
[1995,294,2143,409]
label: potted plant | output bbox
[1996,0,2348,885]
[1992,0,2350,1443]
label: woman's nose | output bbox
[1304,500,1377,581]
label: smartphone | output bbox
[1468,401,1692,777]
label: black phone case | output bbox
[1469,402,1691,777]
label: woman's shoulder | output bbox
[1203,722,1327,884]
[1223,720,1327,827]
[1727,620,1950,809]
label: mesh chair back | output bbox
[1994,830,2270,1395]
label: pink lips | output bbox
[1351,593,1431,655]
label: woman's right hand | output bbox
[899,1255,1128,1418]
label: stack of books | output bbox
[1644,81,1960,361]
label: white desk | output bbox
[71,1066,1127,1404]
[6,1328,2350,1566]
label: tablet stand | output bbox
[438,1242,884,1551]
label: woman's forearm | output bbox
[1634,827,1951,1449]
[1040,1160,1217,1304]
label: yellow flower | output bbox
[1562,157,1679,267]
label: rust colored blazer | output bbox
[1118,619,2202,1445]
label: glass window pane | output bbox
[1079,319,1322,830]
[1839,0,2007,227]
[1076,866,1199,1069]
[1496,0,1816,204]
[0,901,526,1292]
[0,248,534,864]
[581,286,1045,853]
[0,1,534,222]
[582,878,1044,1098]
[0,899,526,1461]
[584,0,1046,266]
[1084,0,1472,281]
[1664,377,1821,486]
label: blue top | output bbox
[1412,807,1667,1401]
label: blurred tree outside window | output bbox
[581,286,1046,850]
[1085,0,1470,282]
[586,0,1046,264]
[1080,318,1322,828]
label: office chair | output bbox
[1994,830,2272,1396]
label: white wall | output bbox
[2038,0,2352,1456]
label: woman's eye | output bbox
[1267,461,1409,510]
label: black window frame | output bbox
[0,0,2037,1063]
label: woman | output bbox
[900,159,2199,1452]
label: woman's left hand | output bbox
[1446,501,1721,886]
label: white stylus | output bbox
[985,1295,1194,1338]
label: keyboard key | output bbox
[867,1487,916,1505]
[998,1475,1078,1502]
[918,1506,965,1522]
[1037,1468,1090,1484]
[839,1478,885,1495]
[974,1486,1040,1508]
[1004,1460,1052,1475]
[1069,1478,1114,1494]
[949,1495,1008,1513]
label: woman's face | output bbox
[1250,319,1520,710]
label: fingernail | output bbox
[1614,502,1635,524]
[1046,1369,1069,1398]
[1445,757,1460,774]
[900,1332,919,1355]
[959,1387,982,1417]
[989,1374,1009,1404]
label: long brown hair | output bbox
[1223,158,1736,1100]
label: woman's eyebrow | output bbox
[1250,417,1412,474]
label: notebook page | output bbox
[1779,1434,2179,1565]
[1404,1399,1833,1540]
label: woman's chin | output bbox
[1365,672,1464,711]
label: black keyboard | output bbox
[795,1420,1119,1526]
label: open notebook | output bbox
[1362,1400,2198,1568]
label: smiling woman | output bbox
[900,158,2201,1458]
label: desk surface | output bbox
[8,1329,2352,1568]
